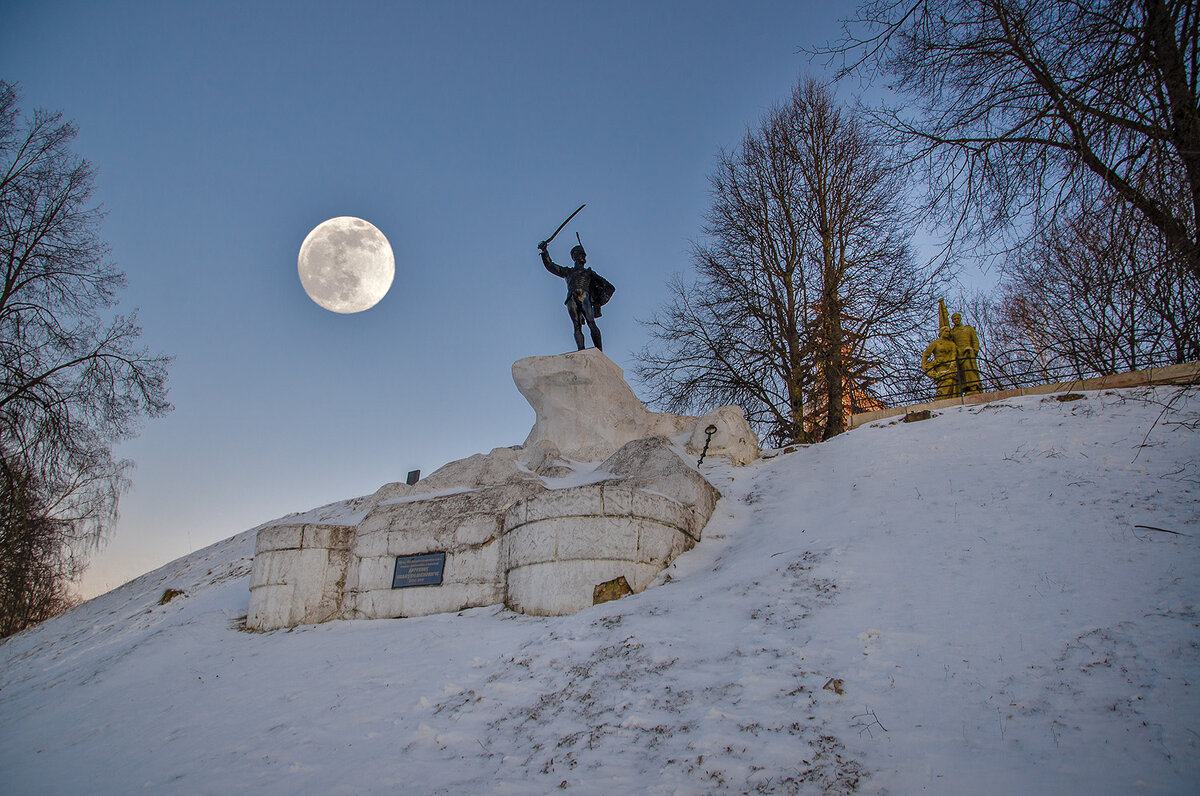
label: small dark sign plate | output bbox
[392,552,446,589]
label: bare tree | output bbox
[996,191,1199,377]
[0,83,171,636]
[0,458,80,635]
[823,0,1200,280]
[636,79,942,444]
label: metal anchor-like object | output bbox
[697,424,718,466]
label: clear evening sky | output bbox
[2,2,923,598]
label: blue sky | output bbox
[1,1,911,597]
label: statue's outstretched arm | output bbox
[539,245,569,278]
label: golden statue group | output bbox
[921,300,982,398]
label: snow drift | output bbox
[1,386,1196,794]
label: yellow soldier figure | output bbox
[922,327,960,398]
[948,312,982,394]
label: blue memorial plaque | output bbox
[392,552,446,589]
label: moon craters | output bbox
[298,217,394,313]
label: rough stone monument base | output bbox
[247,350,759,630]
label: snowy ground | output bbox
[1,386,1197,795]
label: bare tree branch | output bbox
[818,0,1200,278]
[0,82,172,636]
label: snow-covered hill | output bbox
[1,386,1197,795]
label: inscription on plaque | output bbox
[392,552,446,589]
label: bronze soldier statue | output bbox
[922,300,984,398]
[537,239,614,352]
[948,312,982,394]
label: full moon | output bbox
[298,217,395,313]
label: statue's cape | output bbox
[589,270,615,317]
